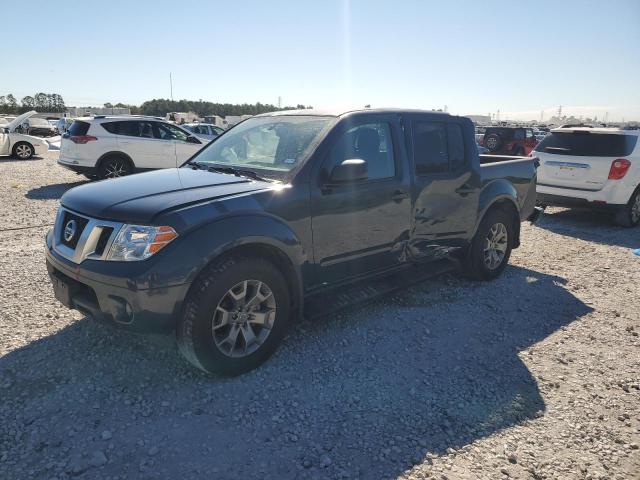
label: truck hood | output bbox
[61,168,274,223]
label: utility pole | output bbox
[557,105,562,118]
[278,96,282,109]
[170,72,174,102]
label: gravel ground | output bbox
[0,151,638,480]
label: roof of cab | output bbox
[257,108,452,118]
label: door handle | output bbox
[392,190,409,202]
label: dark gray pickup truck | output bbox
[45,109,541,374]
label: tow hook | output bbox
[528,206,545,224]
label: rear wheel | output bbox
[98,155,132,179]
[12,142,34,159]
[176,256,291,375]
[614,189,640,228]
[464,208,514,280]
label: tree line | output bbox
[0,93,311,117]
[135,98,312,117]
[0,93,66,114]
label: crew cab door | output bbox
[406,117,480,257]
[310,115,411,285]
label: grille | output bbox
[94,227,114,256]
[60,211,89,249]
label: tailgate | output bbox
[60,136,78,159]
[537,153,612,191]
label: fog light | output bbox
[109,296,134,324]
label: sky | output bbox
[2,0,640,121]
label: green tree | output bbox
[6,94,18,112]
[21,96,35,108]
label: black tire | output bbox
[98,155,132,179]
[176,256,291,376]
[12,142,34,159]
[614,188,640,228]
[485,133,503,152]
[464,207,515,280]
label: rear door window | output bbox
[412,122,449,174]
[447,123,466,171]
[537,132,638,156]
[101,121,143,137]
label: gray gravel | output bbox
[1,151,639,479]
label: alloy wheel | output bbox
[212,280,276,358]
[484,222,508,270]
[16,144,32,159]
[104,161,127,178]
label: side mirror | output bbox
[186,135,201,144]
[329,159,368,183]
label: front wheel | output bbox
[464,208,514,280]
[12,142,34,159]
[176,256,291,375]
[614,189,640,228]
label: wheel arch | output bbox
[96,151,136,171]
[177,215,308,321]
[473,182,521,248]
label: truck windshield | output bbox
[188,116,335,173]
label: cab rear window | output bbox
[67,121,90,136]
[537,132,637,157]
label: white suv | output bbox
[535,127,640,227]
[58,116,207,179]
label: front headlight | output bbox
[106,225,178,261]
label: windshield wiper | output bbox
[206,165,272,182]
[185,160,209,170]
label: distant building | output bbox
[66,106,131,117]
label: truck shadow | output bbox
[0,266,591,479]
[536,207,639,248]
[25,181,86,200]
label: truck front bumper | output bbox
[45,231,190,334]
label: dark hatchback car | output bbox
[46,109,540,375]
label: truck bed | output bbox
[479,154,539,221]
